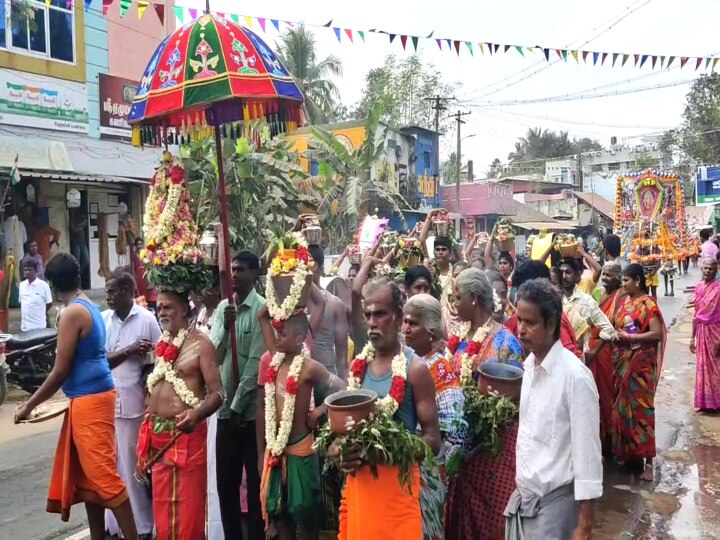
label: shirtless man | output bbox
[307,245,349,380]
[137,290,224,540]
[256,314,345,539]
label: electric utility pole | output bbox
[425,96,448,207]
[454,110,471,214]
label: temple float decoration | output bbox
[614,169,690,271]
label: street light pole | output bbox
[453,110,471,214]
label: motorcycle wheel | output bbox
[0,369,6,407]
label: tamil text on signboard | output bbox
[99,74,138,140]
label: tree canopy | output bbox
[504,128,602,173]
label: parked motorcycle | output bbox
[0,328,57,407]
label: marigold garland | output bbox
[446,318,493,386]
[348,343,407,416]
[147,328,200,408]
[265,232,313,326]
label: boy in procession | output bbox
[257,312,346,539]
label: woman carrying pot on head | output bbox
[444,268,523,539]
[403,293,467,540]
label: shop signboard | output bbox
[696,166,720,205]
[99,74,138,140]
[0,68,89,133]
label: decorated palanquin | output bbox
[614,170,690,266]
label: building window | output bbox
[591,164,603,172]
[0,1,6,48]
[8,0,75,63]
[608,162,621,171]
[423,151,431,169]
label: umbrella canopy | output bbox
[128,13,304,140]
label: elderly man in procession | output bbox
[506,279,603,539]
[101,269,161,539]
[137,290,224,539]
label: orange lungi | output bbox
[338,464,422,540]
[137,415,208,540]
[46,389,128,521]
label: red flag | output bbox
[454,40,461,55]
[582,51,589,62]
[345,29,353,42]
[680,57,689,68]
[400,35,408,50]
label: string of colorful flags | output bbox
[89,1,720,72]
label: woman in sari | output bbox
[612,263,667,482]
[691,258,720,411]
[587,261,624,451]
[403,294,468,540]
[444,268,523,539]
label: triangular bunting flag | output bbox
[137,0,148,19]
[426,31,434,39]
[633,54,640,67]
[436,39,442,50]
[478,43,485,55]
[660,56,666,68]
[102,0,113,15]
[515,45,524,57]
[488,43,494,56]
[680,57,688,68]
[493,43,500,54]
[705,57,712,70]
[345,29,353,43]
[601,52,608,66]
[412,36,419,51]
[454,41,461,55]
[84,0,92,11]
[667,56,675,68]
[389,34,397,44]
[570,50,578,63]
[271,19,280,31]
[466,42,473,55]
[556,49,563,60]
[526,47,535,54]
[612,53,619,67]
[119,0,130,18]
[258,18,266,32]
[244,16,252,28]
[621,54,629,67]
[400,35,408,50]
[582,51,589,63]
[333,28,341,42]
[542,48,550,62]
[446,39,452,50]
[358,31,365,42]
[230,14,239,24]
[188,8,197,20]
[561,50,568,62]
[322,20,333,27]
[713,58,719,71]
[216,12,225,20]
[153,3,164,25]
[504,44,511,53]
[640,55,648,68]
[593,52,599,65]
[10,154,20,186]
[695,57,703,70]
[651,56,657,69]
[172,5,183,23]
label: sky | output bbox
[177,0,720,174]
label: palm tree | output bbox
[277,25,343,125]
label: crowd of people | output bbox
[10,217,720,540]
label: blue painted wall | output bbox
[404,126,440,208]
[84,5,109,139]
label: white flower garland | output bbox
[143,158,185,246]
[265,345,309,457]
[348,343,407,417]
[452,318,493,386]
[146,329,201,408]
[266,233,311,322]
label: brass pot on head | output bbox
[200,225,219,266]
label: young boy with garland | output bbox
[257,313,346,539]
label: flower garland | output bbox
[147,329,201,408]
[264,345,310,461]
[446,318,493,386]
[348,343,407,416]
[266,232,312,327]
[143,151,187,248]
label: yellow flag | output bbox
[138,1,148,19]
[570,50,579,63]
[244,16,253,28]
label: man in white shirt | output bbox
[19,259,52,332]
[102,269,161,540]
[506,278,603,539]
[560,257,615,363]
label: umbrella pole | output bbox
[214,124,238,378]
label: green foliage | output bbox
[440,151,467,186]
[660,74,720,168]
[309,103,408,250]
[354,55,458,130]
[635,154,659,170]
[276,25,343,125]
[506,128,602,173]
[182,127,311,257]
[462,387,518,456]
[314,412,435,491]
[146,262,214,295]
[486,158,504,179]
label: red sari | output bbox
[588,289,622,446]
[693,280,720,410]
[611,294,666,461]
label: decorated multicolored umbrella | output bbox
[128,10,305,377]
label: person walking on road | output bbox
[691,258,720,411]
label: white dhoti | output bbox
[207,412,224,539]
[105,415,154,536]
